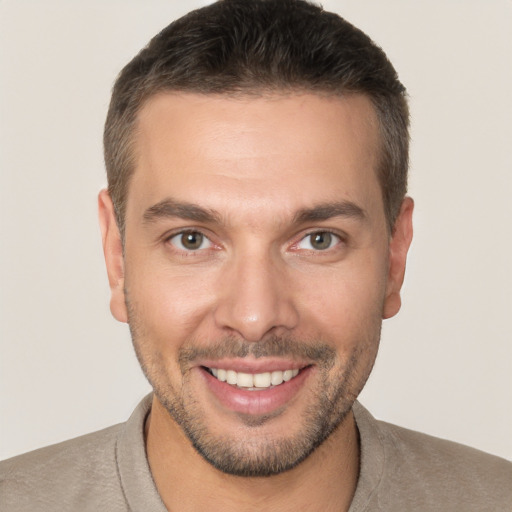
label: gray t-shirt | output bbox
[1,394,511,511]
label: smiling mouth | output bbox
[204,367,306,390]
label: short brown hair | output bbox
[104,0,409,236]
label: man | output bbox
[1,0,510,510]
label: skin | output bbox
[99,92,413,512]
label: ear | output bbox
[98,189,128,323]
[382,197,414,319]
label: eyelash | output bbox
[164,229,346,254]
[166,230,214,253]
[294,230,344,252]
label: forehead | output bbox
[128,92,383,226]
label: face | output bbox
[99,92,413,476]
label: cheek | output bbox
[295,256,388,332]
[124,260,218,343]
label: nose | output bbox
[213,249,299,342]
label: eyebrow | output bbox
[143,198,221,224]
[293,201,367,224]
[142,198,366,226]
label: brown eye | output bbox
[170,231,211,251]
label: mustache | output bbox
[178,335,336,370]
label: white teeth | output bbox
[209,367,301,389]
[226,370,237,385]
[236,372,254,387]
[283,369,293,382]
[253,372,271,388]
[271,370,284,385]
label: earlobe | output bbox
[98,189,128,323]
[382,197,414,319]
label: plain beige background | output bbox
[1,0,511,461]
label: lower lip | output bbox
[199,366,313,416]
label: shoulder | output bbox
[379,418,511,483]
[384,417,509,460]
[352,403,512,511]
[0,423,128,512]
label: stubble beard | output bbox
[126,299,381,477]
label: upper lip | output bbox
[198,357,311,374]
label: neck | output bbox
[146,396,360,512]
